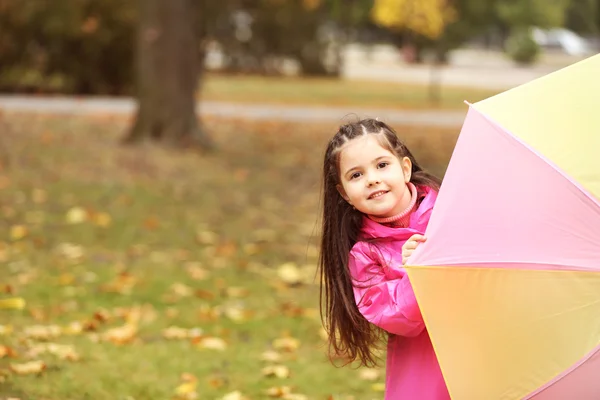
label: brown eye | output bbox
[377,162,389,169]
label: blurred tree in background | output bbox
[0,0,597,95]
[124,0,212,149]
[0,0,136,94]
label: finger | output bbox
[404,241,418,250]
[411,234,427,242]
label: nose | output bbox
[366,172,381,186]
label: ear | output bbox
[336,184,350,203]
[401,156,412,183]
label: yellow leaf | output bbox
[359,368,382,381]
[65,207,88,224]
[260,350,282,363]
[226,286,249,298]
[29,343,80,361]
[265,386,292,398]
[195,336,227,351]
[170,283,194,297]
[196,230,218,245]
[10,225,27,241]
[174,374,198,400]
[220,391,248,400]
[285,395,309,400]
[272,337,300,352]
[103,323,137,345]
[23,325,61,340]
[10,360,46,375]
[63,321,84,335]
[0,297,25,310]
[371,382,386,392]
[93,212,112,227]
[277,263,302,285]
[184,262,209,280]
[0,325,13,335]
[262,365,291,379]
[162,326,203,340]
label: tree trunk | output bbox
[124,0,213,150]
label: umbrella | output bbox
[405,53,600,400]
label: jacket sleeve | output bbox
[348,242,425,337]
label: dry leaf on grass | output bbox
[262,365,290,379]
[23,325,62,340]
[194,336,227,351]
[272,337,300,352]
[0,345,17,358]
[65,207,88,224]
[359,368,381,381]
[220,391,248,400]
[102,323,137,345]
[0,297,25,310]
[173,373,198,400]
[260,350,282,362]
[10,360,46,375]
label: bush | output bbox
[505,29,540,65]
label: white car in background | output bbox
[532,27,595,56]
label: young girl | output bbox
[318,118,450,399]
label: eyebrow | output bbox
[343,156,392,177]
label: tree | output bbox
[371,0,456,102]
[124,0,212,150]
[371,0,456,41]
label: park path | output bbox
[0,95,466,127]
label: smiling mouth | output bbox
[368,190,388,199]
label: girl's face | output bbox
[337,135,413,218]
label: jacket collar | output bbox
[359,185,437,240]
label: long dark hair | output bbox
[318,118,441,367]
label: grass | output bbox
[201,74,499,110]
[0,112,460,399]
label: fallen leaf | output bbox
[262,365,290,379]
[162,326,203,340]
[174,373,198,400]
[371,382,386,392]
[277,263,302,286]
[359,368,381,381]
[66,207,88,224]
[10,360,46,375]
[103,323,137,345]
[0,297,25,310]
[0,345,17,358]
[220,391,248,400]
[23,325,61,340]
[195,336,227,351]
[0,325,13,335]
[225,287,249,298]
[184,263,209,280]
[265,386,292,398]
[260,350,282,363]
[10,225,27,241]
[28,343,80,361]
[272,337,300,352]
[196,230,218,245]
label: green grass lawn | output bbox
[0,113,459,399]
[201,74,499,110]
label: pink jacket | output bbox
[348,186,450,400]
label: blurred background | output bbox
[0,1,598,399]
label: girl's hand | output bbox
[402,234,427,265]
